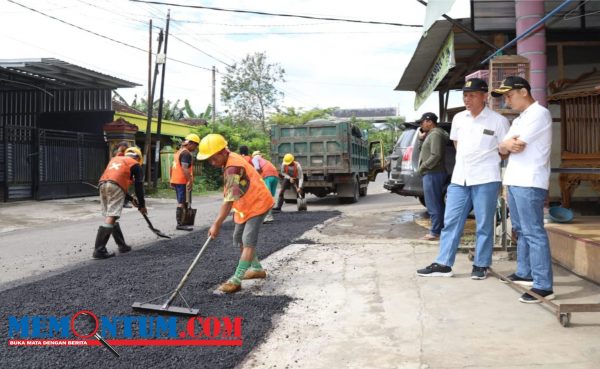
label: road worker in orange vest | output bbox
[196,134,274,294]
[251,150,279,223]
[95,147,147,259]
[170,133,200,231]
[239,145,253,164]
[272,153,304,212]
[113,141,133,208]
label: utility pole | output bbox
[143,20,152,183]
[212,66,216,124]
[153,9,170,188]
[144,26,164,186]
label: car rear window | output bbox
[396,129,416,149]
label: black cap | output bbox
[491,76,531,97]
[462,78,488,93]
[417,112,438,124]
[239,145,249,155]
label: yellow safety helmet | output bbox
[125,147,143,164]
[283,153,294,165]
[252,151,262,157]
[196,133,228,160]
[185,133,201,145]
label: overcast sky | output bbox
[2,0,470,121]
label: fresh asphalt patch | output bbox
[1,210,340,369]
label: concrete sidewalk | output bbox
[240,209,600,369]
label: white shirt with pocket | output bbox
[502,101,552,190]
[450,106,510,186]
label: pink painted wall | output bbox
[516,0,547,106]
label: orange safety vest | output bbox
[225,152,274,224]
[283,162,299,178]
[99,156,138,193]
[170,148,193,185]
[242,155,252,164]
[256,157,279,178]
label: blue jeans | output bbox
[423,172,447,236]
[435,182,500,268]
[173,184,187,204]
[507,186,553,291]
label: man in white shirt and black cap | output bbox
[417,78,510,280]
[494,76,554,303]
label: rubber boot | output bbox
[93,226,115,259]
[176,208,193,231]
[272,196,284,212]
[113,222,131,253]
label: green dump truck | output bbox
[271,119,384,203]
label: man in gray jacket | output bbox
[417,112,449,241]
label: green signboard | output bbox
[414,32,455,111]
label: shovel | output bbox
[128,195,171,239]
[180,189,197,226]
[84,182,170,239]
[294,183,307,211]
[132,237,211,316]
[141,213,171,239]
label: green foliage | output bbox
[131,96,201,121]
[184,118,273,191]
[269,107,337,126]
[350,116,406,154]
[184,100,212,120]
[221,52,285,131]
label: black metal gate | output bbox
[2,125,35,201]
[1,126,107,201]
[37,128,107,200]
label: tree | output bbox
[221,52,285,131]
[184,100,212,120]
[131,96,185,121]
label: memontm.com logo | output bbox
[8,310,243,349]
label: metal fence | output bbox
[37,128,107,200]
[1,125,107,201]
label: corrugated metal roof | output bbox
[394,19,498,93]
[0,58,139,90]
[394,21,453,91]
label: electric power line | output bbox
[129,0,422,28]
[7,0,214,72]
[169,34,232,67]
[172,30,412,36]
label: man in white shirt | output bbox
[493,76,554,303]
[417,78,510,280]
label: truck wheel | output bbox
[349,177,360,203]
[359,183,367,197]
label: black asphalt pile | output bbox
[1,210,340,369]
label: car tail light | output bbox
[401,146,413,171]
